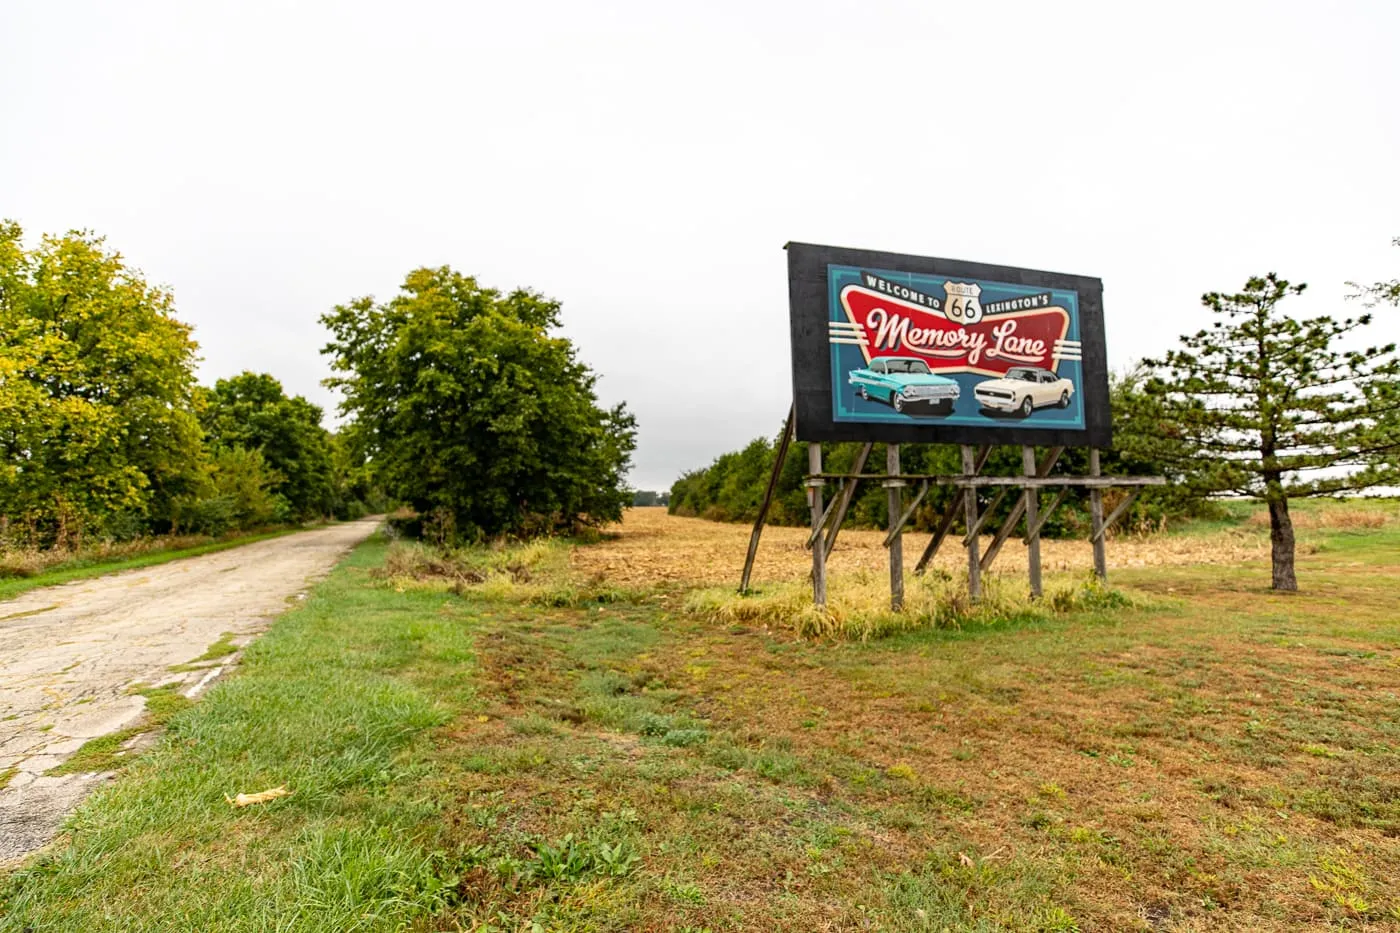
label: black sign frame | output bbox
[787,241,1112,448]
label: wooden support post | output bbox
[1089,448,1107,582]
[914,445,991,575]
[1023,446,1042,598]
[824,442,872,555]
[914,489,962,575]
[739,403,795,594]
[961,445,982,601]
[887,444,904,611]
[808,443,827,607]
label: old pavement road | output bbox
[0,517,382,862]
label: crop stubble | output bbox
[571,507,1270,588]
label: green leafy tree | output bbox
[320,267,637,540]
[199,372,335,520]
[169,447,285,536]
[209,446,285,529]
[0,221,206,545]
[1139,274,1400,591]
[327,431,383,519]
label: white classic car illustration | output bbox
[973,366,1073,417]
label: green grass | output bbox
[4,512,1400,931]
[167,633,242,672]
[0,527,311,603]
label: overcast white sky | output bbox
[3,0,1397,491]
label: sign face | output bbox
[788,242,1111,447]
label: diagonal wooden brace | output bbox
[913,445,992,574]
[962,487,1009,545]
[739,403,794,594]
[884,479,930,547]
[1023,486,1070,543]
[1091,490,1142,542]
[980,446,1064,573]
[914,489,962,574]
[824,442,872,555]
[805,479,845,549]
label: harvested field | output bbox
[570,506,1273,589]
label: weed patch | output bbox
[378,538,648,608]
[45,684,192,776]
[192,632,239,662]
[685,572,1138,639]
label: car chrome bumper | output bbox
[975,394,1017,410]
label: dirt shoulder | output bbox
[0,517,382,862]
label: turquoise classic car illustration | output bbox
[848,357,960,414]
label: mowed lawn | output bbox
[3,506,1399,931]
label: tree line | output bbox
[1,222,638,551]
[0,222,380,549]
[672,254,1400,591]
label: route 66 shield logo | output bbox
[943,281,983,326]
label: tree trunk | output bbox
[1268,496,1297,592]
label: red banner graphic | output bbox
[837,285,1073,377]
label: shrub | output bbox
[168,494,238,537]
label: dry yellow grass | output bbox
[571,506,1270,589]
[1245,505,1396,530]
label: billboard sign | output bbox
[787,242,1111,447]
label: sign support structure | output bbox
[737,240,1163,610]
[738,411,1165,609]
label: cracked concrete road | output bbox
[0,517,382,862]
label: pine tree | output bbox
[1140,273,1400,591]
